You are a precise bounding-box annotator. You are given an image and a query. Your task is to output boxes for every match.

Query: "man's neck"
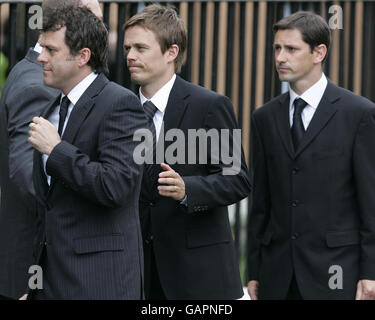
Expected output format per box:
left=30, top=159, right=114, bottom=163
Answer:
left=62, top=68, right=93, bottom=96
left=290, top=69, right=323, bottom=96
left=141, top=72, right=175, bottom=99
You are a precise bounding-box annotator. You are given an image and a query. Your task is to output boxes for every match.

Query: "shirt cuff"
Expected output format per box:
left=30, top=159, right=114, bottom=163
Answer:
left=180, top=194, right=188, bottom=207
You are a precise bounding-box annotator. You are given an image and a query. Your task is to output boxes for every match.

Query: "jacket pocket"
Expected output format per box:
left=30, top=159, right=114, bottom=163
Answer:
left=73, top=234, right=125, bottom=254
left=326, top=230, right=360, bottom=248
left=186, top=226, right=232, bottom=249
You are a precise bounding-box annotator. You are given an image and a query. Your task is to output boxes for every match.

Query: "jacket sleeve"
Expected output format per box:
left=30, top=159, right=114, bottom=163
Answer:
left=183, top=94, right=251, bottom=214
left=7, top=85, right=56, bottom=201
left=353, top=105, right=375, bottom=280
left=46, top=94, right=147, bottom=208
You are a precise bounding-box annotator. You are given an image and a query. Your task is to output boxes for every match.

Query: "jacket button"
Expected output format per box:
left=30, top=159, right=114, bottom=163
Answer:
left=292, top=200, right=299, bottom=207
left=292, top=167, right=299, bottom=174
left=291, top=233, right=299, bottom=240
left=149, top=202, right=154, bottom=207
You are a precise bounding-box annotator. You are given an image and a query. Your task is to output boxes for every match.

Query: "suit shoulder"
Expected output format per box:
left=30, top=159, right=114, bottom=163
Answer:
left=184, top=80, right=224, bottom=101
left=331, top=84, right=375, bottom=112
left=253, top=93, right=287, bottom=119
left=102, top=81, right=138, bottom=99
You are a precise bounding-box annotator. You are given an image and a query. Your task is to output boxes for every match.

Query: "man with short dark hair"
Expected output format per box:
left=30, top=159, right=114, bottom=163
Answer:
left=124, top=4, right=251, bottom=300
left=27, top=5, right=147, bottom=299
left=0, top=0, right=102, bottom=300
left=247, top=11, right=375, bottom=300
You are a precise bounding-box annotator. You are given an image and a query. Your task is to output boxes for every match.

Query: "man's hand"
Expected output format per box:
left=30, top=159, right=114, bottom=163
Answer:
left=355, top=280, right=375, bottom=300
left=158, top=163, right=186, bottom=201
left=28, top=116, right=61, bottom=155
left=19, top=294, right=28, bottom=300
left=247, top=280, right=259, bottom=300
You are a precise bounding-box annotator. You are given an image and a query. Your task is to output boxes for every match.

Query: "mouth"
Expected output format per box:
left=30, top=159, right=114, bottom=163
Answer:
left=277, top=66, right=290, bottom=72
left=128, top=65, right=142, bottom=71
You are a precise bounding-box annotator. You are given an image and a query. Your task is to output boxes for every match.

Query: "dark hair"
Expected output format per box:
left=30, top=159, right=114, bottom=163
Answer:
left=123, top=4, right=187, bottom=73
left=273, top=11, right=331, bottom=62
left=42, top=5, right=108, bottom=74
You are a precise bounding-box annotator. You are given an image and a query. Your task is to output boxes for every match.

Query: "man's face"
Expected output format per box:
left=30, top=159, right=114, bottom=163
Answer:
left=274, top=28, right=316, bottom=84
left=37, top=27, right=79, bottom=93
left=124, top=25, right=171, bottom=87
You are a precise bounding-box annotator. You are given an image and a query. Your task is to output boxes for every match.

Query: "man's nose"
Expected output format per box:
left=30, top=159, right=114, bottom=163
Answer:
left=37, top=48, right=47, bottom=64
left=275, top=49, right=287, bottom=63
left=126, top=47, right=136, bottom=62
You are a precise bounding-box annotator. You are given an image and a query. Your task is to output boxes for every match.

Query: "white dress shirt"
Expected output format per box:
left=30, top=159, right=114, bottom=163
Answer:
left=139, top=73, right=176, bottom=142
left=34, top=42, right=43, bottom=54
left=43, top=72, right=98, bottom=184
left=289, top=73, right=328, bottom=130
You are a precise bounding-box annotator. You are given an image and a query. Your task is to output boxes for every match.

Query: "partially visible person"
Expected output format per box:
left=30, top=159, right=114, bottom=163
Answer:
left=0, top=0, right=102, bottom=300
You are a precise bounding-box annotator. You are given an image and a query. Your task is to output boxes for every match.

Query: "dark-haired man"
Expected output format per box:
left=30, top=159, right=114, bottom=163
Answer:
left=124, top=4, right=251, bottom=300
left=0, top=0, right=102, bottom=300
left=27, top=5, right=147, bottom=299
left=247, top=11, right=375, bottom=300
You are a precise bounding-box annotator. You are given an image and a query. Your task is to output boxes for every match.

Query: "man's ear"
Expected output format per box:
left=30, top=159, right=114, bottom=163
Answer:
left=78, top=48, right=91, bottom=68
left=166, top=44, right=179, bottom=64
left=313, top=44, right=327, bottom=64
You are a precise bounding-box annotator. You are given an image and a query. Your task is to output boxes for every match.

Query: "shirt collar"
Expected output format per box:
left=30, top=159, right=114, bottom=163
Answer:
left=289, top=73, right=328, bottom=110
left=34, top=42, right=43, bottom=54
left=61, top=72, right=98, bottom=105
left=139, top=73, right=176, bottom=113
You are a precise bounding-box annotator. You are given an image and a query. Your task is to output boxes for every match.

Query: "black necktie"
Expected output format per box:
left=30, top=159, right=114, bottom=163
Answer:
left=58, top=96, right=70, bottom=136
left=291, top=98, right=307, bottom=150
left=143, top=101, right=159, bottom=186
left=143, top=100, right=158, bottom=157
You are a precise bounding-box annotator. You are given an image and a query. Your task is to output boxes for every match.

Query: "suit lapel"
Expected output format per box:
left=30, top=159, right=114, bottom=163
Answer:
left=61, top=73, right=108, bottom=144
left=34, top=148, right=49, bottom=201
left=273, top=92, right=294, bottom=159
left=33, top=95, right=61, bottom=196
left=40, top=94, right=61, bottom=118
left=162, top=75, right=189, bottom=134
left=295, top=81, right=340, bottom=157
left=47, top=73, right=108, bottom=193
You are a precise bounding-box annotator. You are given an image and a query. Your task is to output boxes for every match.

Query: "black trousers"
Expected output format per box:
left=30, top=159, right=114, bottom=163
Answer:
left=144, top=241, right=167, bottom=300
left=286, top=273, right=303, bottom=300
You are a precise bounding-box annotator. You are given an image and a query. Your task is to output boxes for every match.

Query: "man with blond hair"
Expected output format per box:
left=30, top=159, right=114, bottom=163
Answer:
left=124, top=4, right=251, bottom=300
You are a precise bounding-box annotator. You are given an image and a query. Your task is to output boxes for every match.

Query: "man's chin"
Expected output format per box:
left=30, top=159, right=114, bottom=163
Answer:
left=130, top=74, right=144, bottom=86
left=43, top=79, right=58, bottom=89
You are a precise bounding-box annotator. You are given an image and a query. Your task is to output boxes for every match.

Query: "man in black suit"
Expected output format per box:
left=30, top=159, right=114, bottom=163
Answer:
left=27, top=5, right=147, bottom=299
left=124, top=4, right=251, bottom=300
left=0, top=0, right=102, bottom=300
left=247, top=11, right=375, bottom=300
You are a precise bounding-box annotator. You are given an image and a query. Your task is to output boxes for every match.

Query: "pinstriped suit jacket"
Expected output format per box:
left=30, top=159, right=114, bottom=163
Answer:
left=31, top=73, right=148, bottom=299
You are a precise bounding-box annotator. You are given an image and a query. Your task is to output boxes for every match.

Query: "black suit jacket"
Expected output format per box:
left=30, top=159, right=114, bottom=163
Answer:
left=31, top=73, right=148, bottom=299
left=0, top=49, right=58, bottom=299
left=248, top=81, right=375, bottom=299
left=140, top=75, right=251, bottom=299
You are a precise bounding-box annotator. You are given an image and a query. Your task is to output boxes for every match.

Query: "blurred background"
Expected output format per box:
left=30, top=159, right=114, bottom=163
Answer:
left=1, top=0, right=374, bottom=284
